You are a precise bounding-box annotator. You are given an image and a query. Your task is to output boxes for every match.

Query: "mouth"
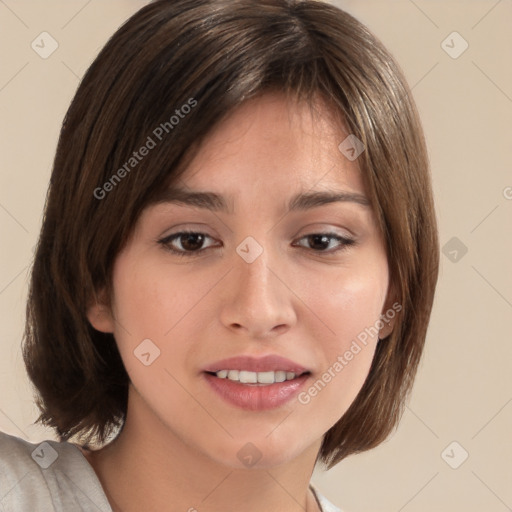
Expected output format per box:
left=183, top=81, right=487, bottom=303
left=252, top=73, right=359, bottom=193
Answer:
left=201, top=354, right=312, bottom=410
left=203, top=371, right=311, bottom=410
left=202, top=354, right=312, bottom=411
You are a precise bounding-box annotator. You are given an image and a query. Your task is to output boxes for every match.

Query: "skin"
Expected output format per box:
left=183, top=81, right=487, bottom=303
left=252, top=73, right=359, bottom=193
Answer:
left=85, top=91, right=395, bottom=512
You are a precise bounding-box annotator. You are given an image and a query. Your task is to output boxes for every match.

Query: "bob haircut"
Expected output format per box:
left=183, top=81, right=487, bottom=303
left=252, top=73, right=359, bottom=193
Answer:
left=23, top=0, right=439, bottom=469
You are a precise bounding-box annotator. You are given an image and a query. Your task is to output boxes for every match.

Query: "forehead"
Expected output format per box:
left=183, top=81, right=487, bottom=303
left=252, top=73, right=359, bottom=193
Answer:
left=176, top=92, right=367, bottom=204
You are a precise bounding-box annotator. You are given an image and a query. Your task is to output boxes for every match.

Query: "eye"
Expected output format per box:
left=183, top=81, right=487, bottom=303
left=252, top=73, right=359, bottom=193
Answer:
left=158, top=230, right=356, bottom=257
left=158, top=230, right=218, bottom=257
left=294, top=232, right=356, bottom=253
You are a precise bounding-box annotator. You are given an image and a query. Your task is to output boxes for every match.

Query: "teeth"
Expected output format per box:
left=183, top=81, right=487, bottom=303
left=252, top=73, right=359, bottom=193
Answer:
left=239, top=371, right=257, bottom=384
left=257, top=371, right=275, bottom=384
left=275, top=370, right=286, bottom=382
left=227, top=370, right=239, bottom=381
left=214, top=369, right=299, bottom=384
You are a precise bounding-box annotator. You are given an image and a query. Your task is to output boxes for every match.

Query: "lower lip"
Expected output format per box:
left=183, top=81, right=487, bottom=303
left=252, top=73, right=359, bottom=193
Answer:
left=203, top=372, right=310, bottom=411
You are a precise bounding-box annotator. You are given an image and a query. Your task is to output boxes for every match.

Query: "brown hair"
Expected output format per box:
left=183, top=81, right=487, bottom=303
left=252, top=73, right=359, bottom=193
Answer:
left=23, top=0, right=439, bottom=468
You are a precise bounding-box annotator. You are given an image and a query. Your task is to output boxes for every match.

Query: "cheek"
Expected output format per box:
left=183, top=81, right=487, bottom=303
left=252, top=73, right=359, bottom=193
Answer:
left=329, top=276, right=385, bottom=341
left=110, top=258, right=197, bottom=339
left=109, top=258, right=215, bottom=387
left=306, top=258, right=387, bottom=349
left=107, top=258, right=174, bottom=372
left=108, top=264, right=199, bottom=421
left=295, top=263, right=387, bottom=425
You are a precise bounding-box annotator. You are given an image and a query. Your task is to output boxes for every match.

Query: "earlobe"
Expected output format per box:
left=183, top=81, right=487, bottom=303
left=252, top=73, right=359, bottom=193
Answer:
left=379, top=280, right=399, bottom=341
left=378, top=321, right=394, bottom=341
left=86, top=290, right=115, bottom=333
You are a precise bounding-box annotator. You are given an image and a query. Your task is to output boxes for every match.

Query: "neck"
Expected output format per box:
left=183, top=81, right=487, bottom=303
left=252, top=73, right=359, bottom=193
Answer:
left=84, top=386, right=323, bottom=512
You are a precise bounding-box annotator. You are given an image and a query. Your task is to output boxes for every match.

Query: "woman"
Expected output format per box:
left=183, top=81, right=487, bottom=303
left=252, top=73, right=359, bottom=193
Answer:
left=0, top=0, right=439, bottom=511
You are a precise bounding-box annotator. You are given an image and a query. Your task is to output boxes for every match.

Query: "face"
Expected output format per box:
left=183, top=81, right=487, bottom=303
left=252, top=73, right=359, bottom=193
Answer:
left=89, top=92, right=394, bottom=469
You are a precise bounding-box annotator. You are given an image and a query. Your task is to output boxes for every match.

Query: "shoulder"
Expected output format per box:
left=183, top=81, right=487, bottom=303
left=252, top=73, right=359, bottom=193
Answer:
left=0, top=430, right=111, bottom=512
left=310, top=482, right=346, bottom=512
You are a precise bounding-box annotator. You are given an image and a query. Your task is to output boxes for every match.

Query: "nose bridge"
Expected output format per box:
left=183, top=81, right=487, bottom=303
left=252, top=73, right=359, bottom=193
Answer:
left=220, top=235, right=295, bottom=336
left=235, top=238, right=277, bottom=305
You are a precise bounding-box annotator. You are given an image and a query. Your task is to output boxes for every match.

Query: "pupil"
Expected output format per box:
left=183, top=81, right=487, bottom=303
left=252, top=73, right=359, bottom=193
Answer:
left=182, top=233, right=204, bottom=251
left=309, top=234, right=329, bottom=250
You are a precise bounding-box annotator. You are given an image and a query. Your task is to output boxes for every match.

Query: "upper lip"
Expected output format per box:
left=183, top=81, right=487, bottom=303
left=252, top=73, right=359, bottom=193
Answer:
left=202, top=355, right=309, bottom=374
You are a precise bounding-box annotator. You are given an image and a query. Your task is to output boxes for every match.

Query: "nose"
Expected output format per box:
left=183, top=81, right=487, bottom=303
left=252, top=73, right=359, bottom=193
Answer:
left=219, top=243, right=296, bottom=340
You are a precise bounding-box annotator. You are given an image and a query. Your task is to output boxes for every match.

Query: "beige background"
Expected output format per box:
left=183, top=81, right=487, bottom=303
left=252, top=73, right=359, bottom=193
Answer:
left=1, top=1, right=511, bottom=511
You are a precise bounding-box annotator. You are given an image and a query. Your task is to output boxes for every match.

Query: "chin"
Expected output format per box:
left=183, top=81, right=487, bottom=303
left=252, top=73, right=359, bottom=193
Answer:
left=204, top=434, right=316, bottom=470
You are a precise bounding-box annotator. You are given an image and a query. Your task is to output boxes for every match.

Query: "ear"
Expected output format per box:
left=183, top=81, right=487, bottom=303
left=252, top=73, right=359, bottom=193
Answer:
left=86, top=288, right=115, bottom=333
left=378, top=279, right=399, bottom=340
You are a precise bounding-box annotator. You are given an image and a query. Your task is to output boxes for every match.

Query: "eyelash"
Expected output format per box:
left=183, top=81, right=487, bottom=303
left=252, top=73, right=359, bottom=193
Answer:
left=157, top=230, right=356, bottom=258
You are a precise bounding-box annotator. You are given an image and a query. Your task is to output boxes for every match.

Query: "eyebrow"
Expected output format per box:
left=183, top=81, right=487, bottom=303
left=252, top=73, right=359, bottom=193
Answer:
left=152, top=187, right=371, bottom=213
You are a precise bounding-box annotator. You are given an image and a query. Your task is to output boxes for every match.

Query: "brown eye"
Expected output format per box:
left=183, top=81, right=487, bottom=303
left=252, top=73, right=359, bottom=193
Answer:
left=294, top=233, right=355, bottom=253
left=158, top=231, right=217, bottom=256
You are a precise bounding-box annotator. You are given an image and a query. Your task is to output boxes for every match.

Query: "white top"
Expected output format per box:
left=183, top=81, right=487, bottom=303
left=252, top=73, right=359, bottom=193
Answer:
left=0, top=431, right=342, bottom=512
